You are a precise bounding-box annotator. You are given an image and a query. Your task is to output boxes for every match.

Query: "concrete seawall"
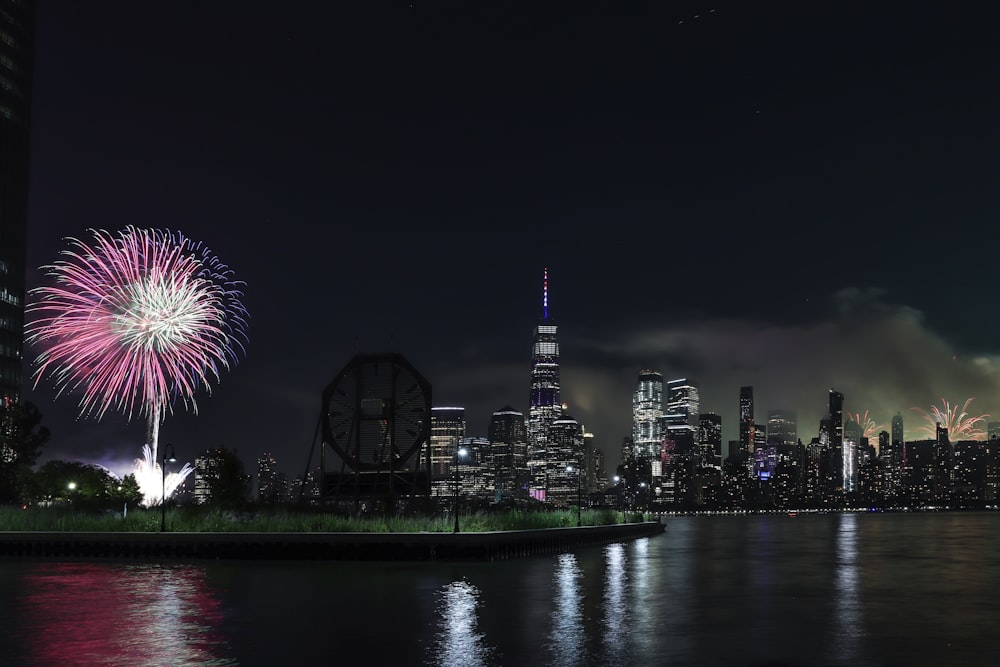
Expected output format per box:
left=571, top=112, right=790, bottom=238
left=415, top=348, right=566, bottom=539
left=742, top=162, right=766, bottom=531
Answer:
left=0, top=521, right=666, bottom=561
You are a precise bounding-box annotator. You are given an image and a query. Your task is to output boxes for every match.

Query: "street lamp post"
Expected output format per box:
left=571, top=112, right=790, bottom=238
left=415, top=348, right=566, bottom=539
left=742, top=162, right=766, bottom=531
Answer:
left=614, top=475, right=625, bottom=523
left=567, top=465, right=582, bottom=526
left=160, top=443, right=177, bottom=533
left=453, top=446, right=468, bottom=534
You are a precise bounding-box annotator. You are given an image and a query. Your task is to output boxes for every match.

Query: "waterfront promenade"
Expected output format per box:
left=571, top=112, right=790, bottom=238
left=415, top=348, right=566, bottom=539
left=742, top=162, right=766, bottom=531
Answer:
left=0, top=521, right=665, bottom=561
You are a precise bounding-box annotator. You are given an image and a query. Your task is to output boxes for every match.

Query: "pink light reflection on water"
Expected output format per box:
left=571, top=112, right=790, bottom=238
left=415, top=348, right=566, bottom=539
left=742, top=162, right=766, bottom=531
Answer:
left=17, top=562, right=234, bottom=667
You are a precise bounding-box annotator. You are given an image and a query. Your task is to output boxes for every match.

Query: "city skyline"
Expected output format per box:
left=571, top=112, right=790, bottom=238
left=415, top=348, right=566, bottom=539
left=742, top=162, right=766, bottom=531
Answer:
left=14, top=2, right=1000, bottom=478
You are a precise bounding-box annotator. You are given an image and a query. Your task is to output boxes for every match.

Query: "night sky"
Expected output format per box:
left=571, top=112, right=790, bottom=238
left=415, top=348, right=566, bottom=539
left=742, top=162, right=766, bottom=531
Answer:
left=21, top=1, right=1000, bottom=477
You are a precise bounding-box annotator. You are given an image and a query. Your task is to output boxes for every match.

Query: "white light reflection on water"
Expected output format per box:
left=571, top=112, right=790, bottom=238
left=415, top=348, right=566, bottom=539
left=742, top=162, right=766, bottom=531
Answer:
left=548, top=553, right=584, bottom=667
left=601, top=542, right=629, bottom=664
left=16, top=562, right=234, bottom=667
left=429, top=579, right=494, bottom=667
left=833, top=512, right=864, bottom=664
left=628, top=536, right=657, bottom=655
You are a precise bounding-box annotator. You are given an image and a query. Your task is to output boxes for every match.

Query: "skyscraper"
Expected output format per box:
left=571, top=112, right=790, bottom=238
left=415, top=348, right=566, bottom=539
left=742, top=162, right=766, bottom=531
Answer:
left=664, top=378, right=699, bottom=452
left=547, top=411, right=583, bottom=507
left=430, top=406, right=465, bottom=496
left=457, top=436, right=491, bottom=499
left=843, top=416, right=860, bottom=492
left=488, top=405, right=528, bottom=501
left=0, top=1, right=35, bottom=402
left=739, top=386, right=755, bottom=458
left=829, top=389, right=844, bottom=492
left=528, top=269, right=560, bottom=498
left=699, top=412, right=722, bottom=467
left=767, top=410, right=798, bottom=453
left=891, top=412, right=905, bottom=473
left=632, top=370, right=663, bottom=459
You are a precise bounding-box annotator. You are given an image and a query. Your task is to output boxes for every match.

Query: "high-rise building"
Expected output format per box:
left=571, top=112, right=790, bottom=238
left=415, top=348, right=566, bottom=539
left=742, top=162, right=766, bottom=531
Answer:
left=488, top=405, right=528, bottom=501
left=753, top=425, right=775, bottom=480
left=843, top=417, right=860, bottom=492
left=893, top=412, right=905, bottom=469
left=257, top=451, right=277, bottom=502
left=767, top=410, right=798, bottom=453
left=457, top=436, right=491, bottom=499
left=547, top=411, right=583, bottom=507
left=699, top=413, right=722, bottom=467
left=739, top=386, right=755, bottom=457
left=586, top=432, right=607, bottom=492
left=0, top=1, right=35, bottom=402
left=430, top=406, right=465, bottom=496
left=878, top=429, right=901, bottom=497
left=664, top=378, right=699, bottom=453
left=633, top=370, right=663, bottom=459
left=660, top=378, right=700, bottom=501
left=194, top=449, right=224, bottom=505
left=828, top=390, right=844, bottom=449
left=528, top=269, right=560, bottom=498
left=827, top=390, right=844, bottom=491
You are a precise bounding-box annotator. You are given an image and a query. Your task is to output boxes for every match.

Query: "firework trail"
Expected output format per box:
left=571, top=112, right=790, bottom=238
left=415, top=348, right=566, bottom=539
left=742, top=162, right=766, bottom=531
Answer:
left=846, top=410, right=883, bottom=440
left=27, top=227, right=247, bottom=504
left=910, top=398, right=989, bottom=441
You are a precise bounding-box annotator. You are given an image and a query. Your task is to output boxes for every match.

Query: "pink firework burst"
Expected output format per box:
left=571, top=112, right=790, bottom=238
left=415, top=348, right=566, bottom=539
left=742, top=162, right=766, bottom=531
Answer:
left=910, top=398, right=989, bottom=441
left=846, top=410, right=883, bottom=440
left=27, top=227, right=247, bottom=502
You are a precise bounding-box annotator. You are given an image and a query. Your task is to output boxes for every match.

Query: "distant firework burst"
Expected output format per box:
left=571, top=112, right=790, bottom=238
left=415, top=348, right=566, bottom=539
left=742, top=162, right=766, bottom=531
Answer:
left=846, top=410, right=882, bottom=440
left=27, top=226, right=247, bottom=504
left=910, top=398, right=989, bottom=441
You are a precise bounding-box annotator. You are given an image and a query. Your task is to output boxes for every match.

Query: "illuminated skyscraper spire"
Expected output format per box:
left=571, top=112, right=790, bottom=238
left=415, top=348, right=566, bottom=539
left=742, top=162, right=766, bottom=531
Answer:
left=542, top=267, right=549, bottom=320
left=528, top=268, right=560, bottom=499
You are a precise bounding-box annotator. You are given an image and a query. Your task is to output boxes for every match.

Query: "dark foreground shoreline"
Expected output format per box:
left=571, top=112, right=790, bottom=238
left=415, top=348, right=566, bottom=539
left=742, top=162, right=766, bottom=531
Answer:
left=0, top=521, right=666, bottom=561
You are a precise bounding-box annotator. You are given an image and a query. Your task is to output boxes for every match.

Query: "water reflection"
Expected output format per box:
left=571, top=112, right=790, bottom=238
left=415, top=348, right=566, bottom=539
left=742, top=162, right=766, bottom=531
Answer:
left=834, top=512, right=864, bottom=663
left=429, top=579, right=493, bottom=667
left=548, top=553, right=584, bottom=666
left=601, top=543, right=628, bottom=664
left=17, top=562, right=233, bottom=667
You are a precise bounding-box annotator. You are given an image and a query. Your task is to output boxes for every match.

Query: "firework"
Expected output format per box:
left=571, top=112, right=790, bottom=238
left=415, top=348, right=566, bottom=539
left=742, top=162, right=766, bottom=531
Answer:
left=27, top=227, right=247, bottom=504
left=846, top=410, right=883, bottom=440
left=910, top=398, right=989, bottom=441
left=134, top=444, right=195, bottom=507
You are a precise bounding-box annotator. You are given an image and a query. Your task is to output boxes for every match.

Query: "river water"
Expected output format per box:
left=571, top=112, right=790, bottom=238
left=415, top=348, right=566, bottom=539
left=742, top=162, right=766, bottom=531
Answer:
left=1, top=512, right=998, bottom=666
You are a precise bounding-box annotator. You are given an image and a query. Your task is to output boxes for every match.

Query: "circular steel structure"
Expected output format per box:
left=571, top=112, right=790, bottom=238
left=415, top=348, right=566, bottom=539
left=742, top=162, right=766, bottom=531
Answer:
left=321, top=353, right=431, bottom=472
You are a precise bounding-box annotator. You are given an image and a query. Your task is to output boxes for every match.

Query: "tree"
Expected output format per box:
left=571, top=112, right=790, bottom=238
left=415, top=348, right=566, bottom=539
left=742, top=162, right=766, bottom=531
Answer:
left=110, top=473, right=143, bottom=508
left=0, top=400, right=50, bottom=504
left=31, top=459, right=142, bottom=510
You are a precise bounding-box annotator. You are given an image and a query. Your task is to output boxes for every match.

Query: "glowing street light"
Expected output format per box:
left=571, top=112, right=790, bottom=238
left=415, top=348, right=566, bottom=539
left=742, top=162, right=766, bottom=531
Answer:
left=614, top=475, right=625, bottom=523
left=453, top=446, right=468, bottom=534
left=160, top=443, right=177, bottom=533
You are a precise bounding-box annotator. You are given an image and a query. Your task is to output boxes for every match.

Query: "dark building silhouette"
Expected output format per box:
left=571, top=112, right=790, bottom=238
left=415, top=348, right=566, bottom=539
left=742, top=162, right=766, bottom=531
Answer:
left=0, top=0, right=35, bottom=402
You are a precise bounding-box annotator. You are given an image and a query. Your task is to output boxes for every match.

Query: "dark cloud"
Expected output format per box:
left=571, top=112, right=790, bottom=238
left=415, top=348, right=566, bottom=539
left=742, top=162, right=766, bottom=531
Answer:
left=555, top=289, right=1000, bottom=458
